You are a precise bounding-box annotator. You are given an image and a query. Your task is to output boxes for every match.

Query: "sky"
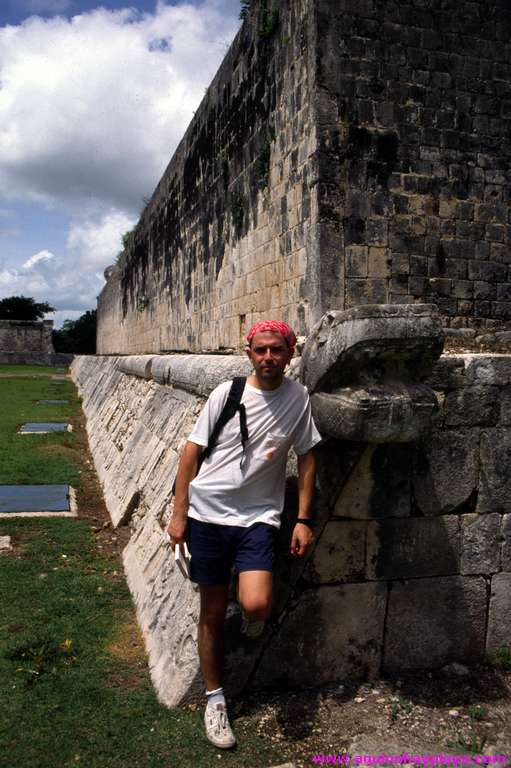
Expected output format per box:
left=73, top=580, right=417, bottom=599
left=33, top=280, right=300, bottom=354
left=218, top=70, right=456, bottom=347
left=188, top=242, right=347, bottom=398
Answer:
left=0, top=0, right=241, bottom=326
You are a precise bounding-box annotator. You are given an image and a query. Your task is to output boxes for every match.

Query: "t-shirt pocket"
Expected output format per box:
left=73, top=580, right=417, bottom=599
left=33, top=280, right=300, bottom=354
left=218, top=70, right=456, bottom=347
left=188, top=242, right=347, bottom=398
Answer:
left=256, top=431, right=290, bottom=462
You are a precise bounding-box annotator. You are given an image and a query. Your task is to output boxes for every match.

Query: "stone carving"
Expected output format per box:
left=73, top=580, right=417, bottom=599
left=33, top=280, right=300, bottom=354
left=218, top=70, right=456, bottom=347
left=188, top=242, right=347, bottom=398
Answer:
left=301, top=304, right=444, bottom=442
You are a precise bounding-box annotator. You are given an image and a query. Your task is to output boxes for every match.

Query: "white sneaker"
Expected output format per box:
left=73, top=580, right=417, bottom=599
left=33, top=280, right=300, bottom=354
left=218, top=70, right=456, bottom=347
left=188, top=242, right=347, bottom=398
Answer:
left=240, top=611, right=265, bottom=639
left=204, top=703, right=236, bottom=749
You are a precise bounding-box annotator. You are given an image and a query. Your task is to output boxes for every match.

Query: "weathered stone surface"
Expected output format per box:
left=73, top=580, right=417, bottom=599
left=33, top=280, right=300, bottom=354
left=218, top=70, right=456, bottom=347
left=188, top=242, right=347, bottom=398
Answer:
left=306, top=520, right=366, bottom=584
left=487, top=573, right=511, bottom=650
left=0, top=318, right=54, bottom=364
left=465, top=356, right=511, bottom=387
left=384, top=577, right=487, bottom=672
left=333, top=445, right=411, bottom=519
left=461, top=513, right=501, bottom=575
left=123, top=514, right=202, bottom=706
left=72, top=356, right=202, bottom=527
left=500, top=386, right=511, bottom=426
left=117, top=355, right=155, bottom=380
left=486, top=572, right=511, bottom=650
left=312, top=385, right=438, bottom=443
left=478, top=429, right=511, bottom=514
left=0, top=535, right=12, bottom=551
left=301, top=305, right=444, bottom=394
left=151, top=354, right=251, bottom=396
left=412, top=429, right=479, bottom=515
left=254, top=583, right=387, bottom=688
left=502, top=514, right=511, bottom=570
left=425, top=356, right=467, bottom=391
left=442, top=386, right=499, bottom=427
left=367, top=517, right=460, bottom=580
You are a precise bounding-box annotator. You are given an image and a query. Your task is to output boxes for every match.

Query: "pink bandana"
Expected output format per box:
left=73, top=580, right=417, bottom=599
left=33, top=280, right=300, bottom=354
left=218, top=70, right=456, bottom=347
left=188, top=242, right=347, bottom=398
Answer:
left=246, top=320, right=297, bottom=349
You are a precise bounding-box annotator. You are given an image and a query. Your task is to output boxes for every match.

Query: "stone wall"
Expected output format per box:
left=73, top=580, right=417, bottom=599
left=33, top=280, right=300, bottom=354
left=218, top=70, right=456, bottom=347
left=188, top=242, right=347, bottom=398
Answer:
left=98, top=0, right=319, bottom=354
left=0, top=319, right=55, bottom=364
left=315, top=0, right=511, bottom=329
left=98, top=0, right=511, bottom=355
left=71, top=344, right=511, bottom=704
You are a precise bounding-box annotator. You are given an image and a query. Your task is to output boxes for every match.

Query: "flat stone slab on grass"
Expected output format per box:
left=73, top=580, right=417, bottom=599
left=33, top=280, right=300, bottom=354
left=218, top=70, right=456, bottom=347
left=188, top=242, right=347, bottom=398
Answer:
left=37, top=400, right=69, bottom=405
left=0, top=485, right=77, bottom=517
left=19, top=422, right=72, bottom=434
left=0, top=535, right=12, bottom=550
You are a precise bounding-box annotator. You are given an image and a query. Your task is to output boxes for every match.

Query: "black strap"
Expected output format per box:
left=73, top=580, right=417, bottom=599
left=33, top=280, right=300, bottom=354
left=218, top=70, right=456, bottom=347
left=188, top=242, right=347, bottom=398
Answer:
left=172, top=377, right=247, bottom=494
left=202, top=376, right=247, bottom=460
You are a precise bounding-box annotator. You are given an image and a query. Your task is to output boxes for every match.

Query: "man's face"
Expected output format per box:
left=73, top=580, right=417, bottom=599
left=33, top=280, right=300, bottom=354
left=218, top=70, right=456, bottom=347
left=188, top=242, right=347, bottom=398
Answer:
left=246, top=331, right=293, bottom=382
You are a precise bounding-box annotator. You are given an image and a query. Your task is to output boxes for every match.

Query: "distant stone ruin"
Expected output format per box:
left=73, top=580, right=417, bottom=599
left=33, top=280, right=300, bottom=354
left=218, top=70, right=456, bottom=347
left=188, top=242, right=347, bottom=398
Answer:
left=0, top=319, right=55, bottom=365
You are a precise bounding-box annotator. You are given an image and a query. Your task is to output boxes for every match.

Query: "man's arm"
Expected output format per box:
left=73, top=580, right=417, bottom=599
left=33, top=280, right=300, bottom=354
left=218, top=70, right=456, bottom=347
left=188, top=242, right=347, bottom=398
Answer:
left=166, top=440, right=203, bottom=548
left=290, top=450, right=316, bottom=557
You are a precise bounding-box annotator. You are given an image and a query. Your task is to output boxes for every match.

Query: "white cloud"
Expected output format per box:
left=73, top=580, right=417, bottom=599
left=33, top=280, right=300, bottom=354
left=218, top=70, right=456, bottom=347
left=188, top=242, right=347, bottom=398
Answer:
left=23, top=0, right=72, bottom=13
left=67, top=209, right=136, bottom=269
left=0, top=1, right=240, bottom=324
left=0, top=248, right=103, bottom=318
left=22, top=249, right=54, bottom=269
left=0, top=2, right=239, bottom=214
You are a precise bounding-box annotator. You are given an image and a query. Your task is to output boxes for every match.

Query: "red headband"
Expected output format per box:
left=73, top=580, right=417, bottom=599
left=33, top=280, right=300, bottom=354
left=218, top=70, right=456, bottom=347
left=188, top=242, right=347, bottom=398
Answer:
left=246, top=320, right=297, bottom=349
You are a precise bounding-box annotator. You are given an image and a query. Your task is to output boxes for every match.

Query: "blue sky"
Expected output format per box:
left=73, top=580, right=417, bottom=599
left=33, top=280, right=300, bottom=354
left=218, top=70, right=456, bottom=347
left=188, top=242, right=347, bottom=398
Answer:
left=0, top=0, right=240, bottom=325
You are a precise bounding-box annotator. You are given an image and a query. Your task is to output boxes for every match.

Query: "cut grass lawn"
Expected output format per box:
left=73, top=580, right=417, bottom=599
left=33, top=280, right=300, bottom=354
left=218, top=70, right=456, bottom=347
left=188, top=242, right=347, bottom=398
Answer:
left=0, top=366, right=277, bottom=768
left=0, top=368, right=78, bottom=485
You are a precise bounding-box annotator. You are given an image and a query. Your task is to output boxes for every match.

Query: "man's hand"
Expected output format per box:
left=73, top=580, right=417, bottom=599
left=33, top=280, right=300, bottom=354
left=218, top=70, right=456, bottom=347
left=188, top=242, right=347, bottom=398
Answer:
left=166, top=441, right=202, bottom=550
left=290, top=522, right=313, bottom=557
left=167, top=514, right=187, bottom=551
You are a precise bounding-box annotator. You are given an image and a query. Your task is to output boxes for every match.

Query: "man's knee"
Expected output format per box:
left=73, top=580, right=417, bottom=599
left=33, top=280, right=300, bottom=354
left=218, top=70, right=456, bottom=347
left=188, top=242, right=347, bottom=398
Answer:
left=240, top=594, right=271, bottom=620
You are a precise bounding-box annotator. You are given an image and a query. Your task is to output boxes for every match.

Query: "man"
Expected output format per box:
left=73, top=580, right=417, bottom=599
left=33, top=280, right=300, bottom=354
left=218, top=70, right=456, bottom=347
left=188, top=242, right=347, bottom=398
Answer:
left=167, top=320, right=321, bottom=749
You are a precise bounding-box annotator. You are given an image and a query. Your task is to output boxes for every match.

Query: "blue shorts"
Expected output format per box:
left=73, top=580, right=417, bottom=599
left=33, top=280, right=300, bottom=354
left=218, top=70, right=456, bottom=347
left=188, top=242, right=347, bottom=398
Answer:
left=187, top=518, right=276, bottom=585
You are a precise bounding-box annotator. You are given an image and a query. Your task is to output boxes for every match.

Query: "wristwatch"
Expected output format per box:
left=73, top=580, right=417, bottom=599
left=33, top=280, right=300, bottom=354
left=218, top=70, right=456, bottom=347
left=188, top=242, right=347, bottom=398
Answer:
left=296, top=517, right=316, bottom=529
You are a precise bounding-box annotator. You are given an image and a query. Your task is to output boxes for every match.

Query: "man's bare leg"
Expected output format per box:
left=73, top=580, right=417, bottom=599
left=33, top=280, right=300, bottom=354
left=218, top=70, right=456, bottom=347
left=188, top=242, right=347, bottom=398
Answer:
left=198, top=583, right=229, bottom=691
left=238, top=570, right=273, bottom=621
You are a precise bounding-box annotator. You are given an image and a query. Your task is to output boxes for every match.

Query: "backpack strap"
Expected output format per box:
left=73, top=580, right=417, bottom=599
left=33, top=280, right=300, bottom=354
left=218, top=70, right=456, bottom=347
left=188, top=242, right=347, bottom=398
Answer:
left=202, top=376, right=247, bottom=461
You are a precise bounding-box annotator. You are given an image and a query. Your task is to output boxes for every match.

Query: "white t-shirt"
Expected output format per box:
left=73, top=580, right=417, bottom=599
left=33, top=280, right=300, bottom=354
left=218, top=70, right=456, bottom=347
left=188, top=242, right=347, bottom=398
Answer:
left=187, top=377, right=322, bottom=528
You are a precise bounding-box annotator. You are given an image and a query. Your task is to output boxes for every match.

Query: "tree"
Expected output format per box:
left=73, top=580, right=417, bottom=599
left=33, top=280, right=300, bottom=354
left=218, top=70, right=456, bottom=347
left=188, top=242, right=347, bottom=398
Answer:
left=0, top=295, right=55, bottom=321
left=52, top=310, right=97, bottom=354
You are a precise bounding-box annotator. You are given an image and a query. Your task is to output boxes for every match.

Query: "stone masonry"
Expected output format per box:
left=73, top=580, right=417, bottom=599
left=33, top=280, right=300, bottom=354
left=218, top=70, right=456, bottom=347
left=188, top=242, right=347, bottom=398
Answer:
left=0, top=319, right=55, bottom=364
left=72, top=304, right=511, bottom=704
left=98, top=0, right=511, bottom=355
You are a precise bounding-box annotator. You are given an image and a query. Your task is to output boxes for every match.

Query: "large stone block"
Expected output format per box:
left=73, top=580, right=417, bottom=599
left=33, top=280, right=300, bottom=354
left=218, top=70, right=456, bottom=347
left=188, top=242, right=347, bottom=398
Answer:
left=334, top=444, right=412, bottom=519
left=253, top=582, right=387, bottom=688
left=478, top=428, right=511, bottom=514
left=425, top=356, right=467, bottom=391
left=442, top=385, right=500, bottom=427
left=412, top=428, right=479, bottom=515
left=487, top=573, right=511, bottom=650
left=461, top=513, right=501, bottom=575
left=465, top=356, right=511, bottom=387
left=384, top=576, right=487, bottom=672
left=367, top=516, right=460, bottom=580
left=305, top=520, right=366, bottom=584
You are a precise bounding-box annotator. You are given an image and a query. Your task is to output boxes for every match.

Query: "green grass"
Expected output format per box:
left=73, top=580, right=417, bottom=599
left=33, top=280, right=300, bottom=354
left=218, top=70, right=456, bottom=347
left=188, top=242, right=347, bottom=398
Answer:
left=0, top=364, right=63, bottom=376
left=0, top=370, right=78, bottom=485
left=0, top=366, right=278, bottom=768
left=486, top=646, right=511, bottom=671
